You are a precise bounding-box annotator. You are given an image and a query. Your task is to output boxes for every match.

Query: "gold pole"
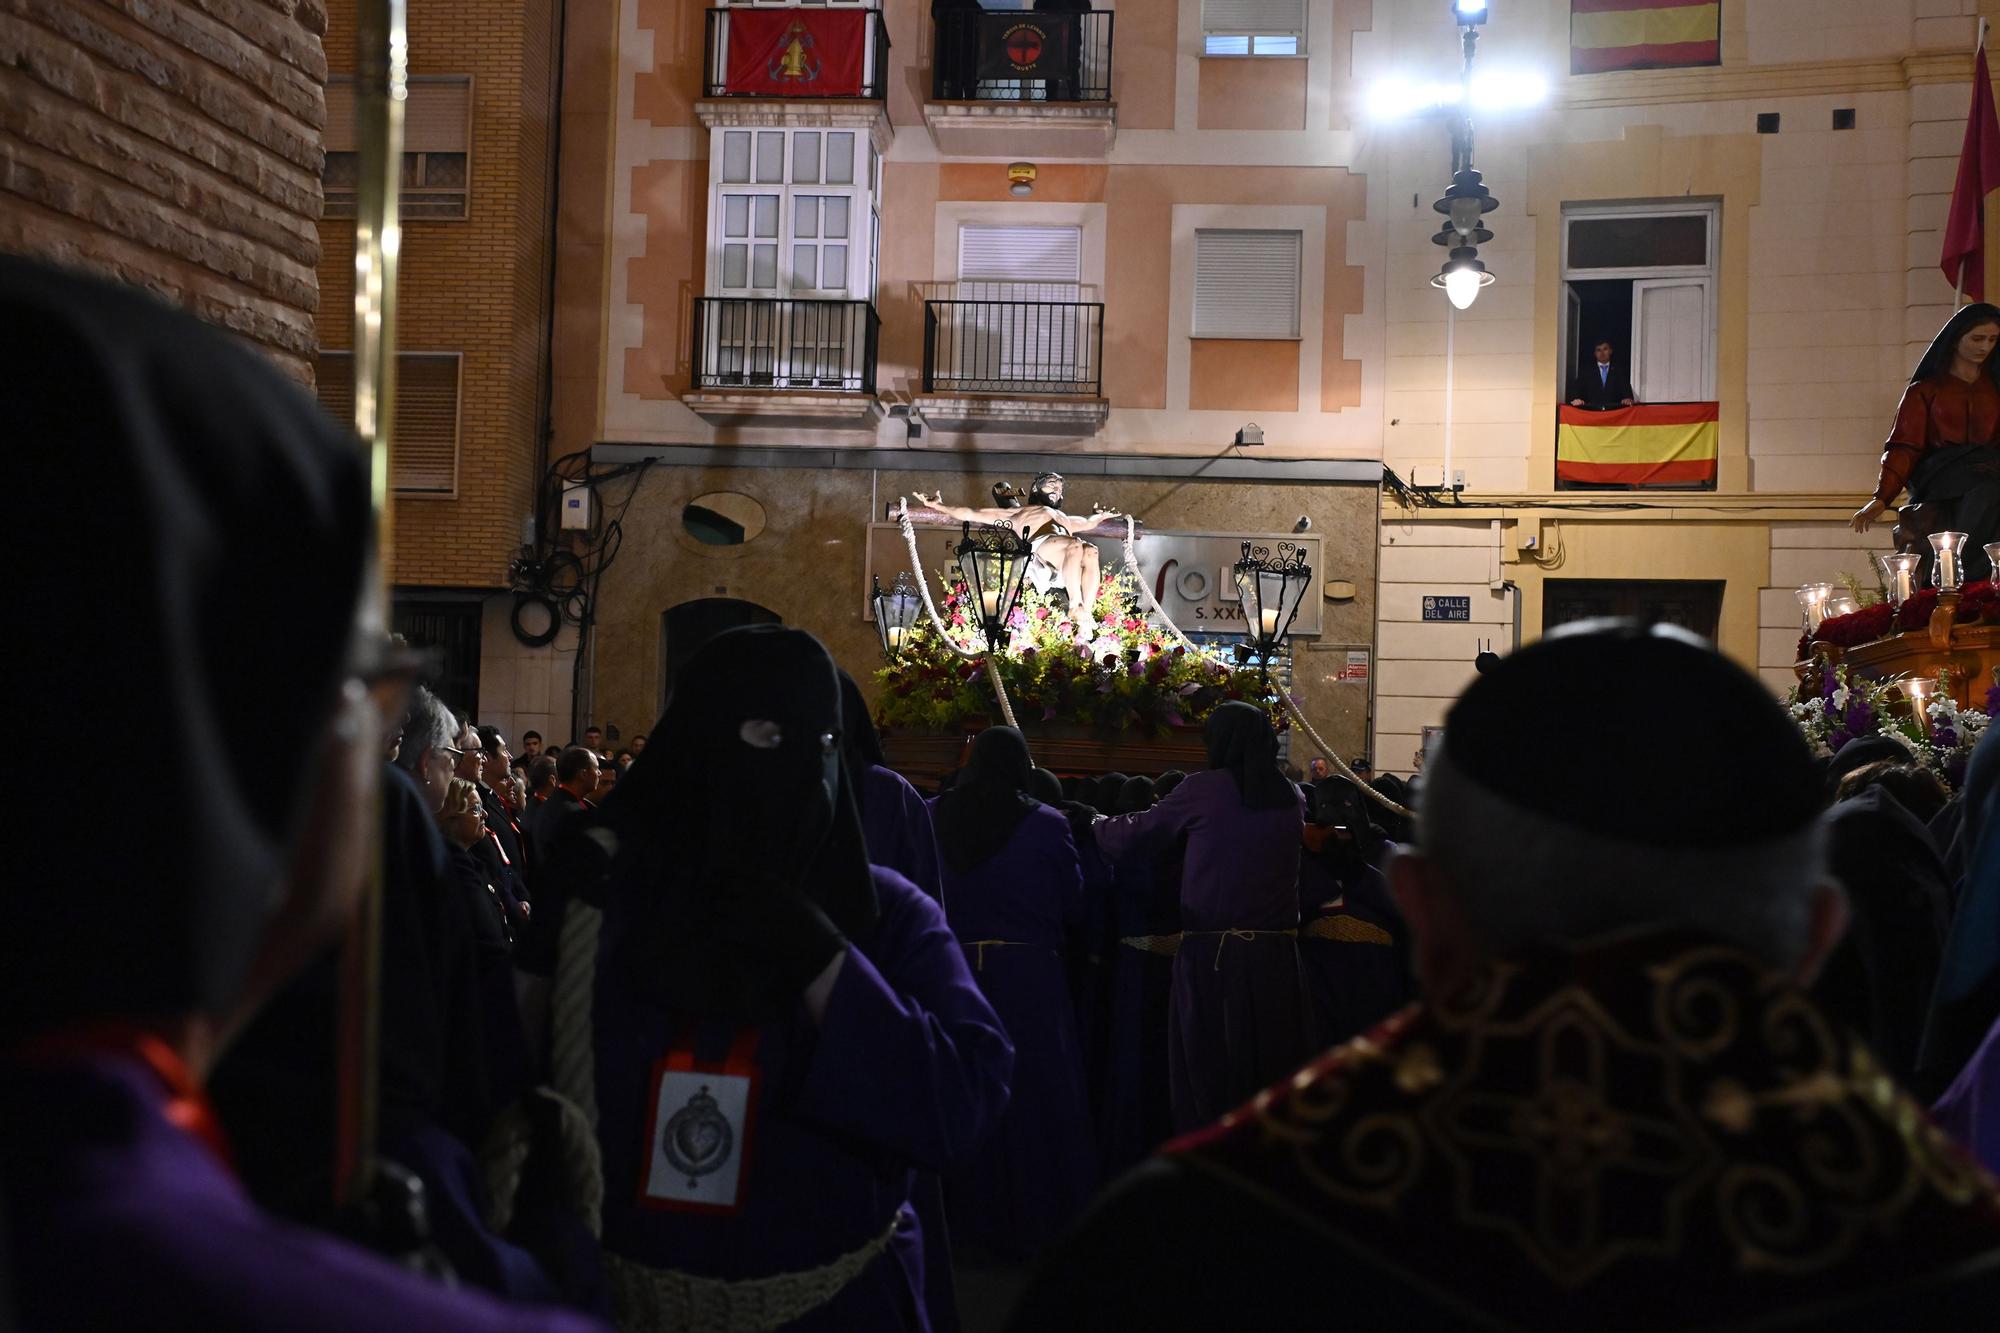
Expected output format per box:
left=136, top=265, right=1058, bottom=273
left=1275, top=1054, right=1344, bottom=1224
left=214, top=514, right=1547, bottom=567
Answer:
left=335, top=0, right=406, bottom=1209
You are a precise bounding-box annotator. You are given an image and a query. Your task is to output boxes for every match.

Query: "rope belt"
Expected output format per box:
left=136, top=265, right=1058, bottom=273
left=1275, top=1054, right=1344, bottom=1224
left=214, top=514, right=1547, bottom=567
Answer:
left=1181, top=927, right=1299, bottom=970
left=1302, top=915, right=1395, bottom=946
left=606, top=1214, right=900, bottom=1333
left=962, top=939, right=1043, bottom=972
left=1118, top=933, right=1184, bottom=957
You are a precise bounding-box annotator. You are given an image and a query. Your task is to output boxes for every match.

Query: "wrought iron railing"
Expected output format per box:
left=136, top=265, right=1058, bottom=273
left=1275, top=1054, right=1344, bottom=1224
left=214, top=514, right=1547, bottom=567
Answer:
left=932, top=10, right=1114, bottom=103
left=923, top=299, right=1105, bottom=396
left=692, top=298, right=880, bottom=394
left=703, top=7, right=890, bottom=100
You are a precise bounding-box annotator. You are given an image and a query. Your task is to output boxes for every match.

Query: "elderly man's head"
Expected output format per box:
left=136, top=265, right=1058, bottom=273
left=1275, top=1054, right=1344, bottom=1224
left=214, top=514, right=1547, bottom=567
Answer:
left=1388, top=622, right=1844, bottom=997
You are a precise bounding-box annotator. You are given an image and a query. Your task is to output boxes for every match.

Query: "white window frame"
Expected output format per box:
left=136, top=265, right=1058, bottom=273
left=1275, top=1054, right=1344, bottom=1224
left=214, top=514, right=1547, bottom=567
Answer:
left=706, top=127, right=871, bottom=299
left=1192, top=228, right=1303, bottom=341
left=1559, top=200, right=1718, bottom=404
left=1201, top=0, right=1306, bottom=57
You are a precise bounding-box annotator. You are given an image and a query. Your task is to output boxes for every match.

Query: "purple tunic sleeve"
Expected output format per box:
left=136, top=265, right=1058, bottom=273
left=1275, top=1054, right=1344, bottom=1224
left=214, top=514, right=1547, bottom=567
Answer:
left=1052, top=816, right=1087, bottom=933
left=1092, top=775, right=1202, bottom=865
left=798, top=867, right=1015, bottom=1172
left=896, top=775, right=946, bottom=900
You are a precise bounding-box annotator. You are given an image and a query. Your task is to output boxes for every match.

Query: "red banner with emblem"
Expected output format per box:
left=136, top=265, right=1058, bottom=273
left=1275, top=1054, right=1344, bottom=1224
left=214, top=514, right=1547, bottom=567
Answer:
left=724, top=8, right=868, bottom=98
left=728, top=8, right=868, bottom=98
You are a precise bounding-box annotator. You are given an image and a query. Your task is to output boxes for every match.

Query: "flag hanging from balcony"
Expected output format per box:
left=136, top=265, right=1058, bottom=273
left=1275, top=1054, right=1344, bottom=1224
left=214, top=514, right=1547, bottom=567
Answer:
left=976, top=14, right=1077, bottom=81
left=1570, top=1, right=1721, bottom=76
left=724, top=8, right=867, bottom=97
left=1557, top=403, right=1718, bottom=486
left=1941, top=37, right=2000, bottom=301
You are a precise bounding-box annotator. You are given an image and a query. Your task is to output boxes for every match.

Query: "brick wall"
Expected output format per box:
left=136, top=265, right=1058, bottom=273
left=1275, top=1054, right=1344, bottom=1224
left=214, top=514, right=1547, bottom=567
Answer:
left=0, top=0, right=329, bottom=380
left=319, top=0, right=556, bottom=589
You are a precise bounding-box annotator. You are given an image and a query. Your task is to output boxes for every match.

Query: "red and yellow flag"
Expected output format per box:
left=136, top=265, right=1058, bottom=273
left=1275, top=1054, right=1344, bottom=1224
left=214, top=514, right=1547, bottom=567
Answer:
left=1570, top=1, right=1721, bottom=76
left=1557, top=403, right=1717, bottom=487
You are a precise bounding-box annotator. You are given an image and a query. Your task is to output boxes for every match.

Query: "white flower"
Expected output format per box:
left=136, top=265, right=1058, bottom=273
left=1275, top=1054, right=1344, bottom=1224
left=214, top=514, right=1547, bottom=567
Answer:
left=1831, top=686, right=1849, bottom=710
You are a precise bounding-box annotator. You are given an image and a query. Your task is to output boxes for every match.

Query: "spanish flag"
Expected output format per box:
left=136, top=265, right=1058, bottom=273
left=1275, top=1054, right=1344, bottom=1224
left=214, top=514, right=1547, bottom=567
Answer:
left=1557, top=403, right=1717, bottom=487
left=1570, top=1, right=1721, bottom=76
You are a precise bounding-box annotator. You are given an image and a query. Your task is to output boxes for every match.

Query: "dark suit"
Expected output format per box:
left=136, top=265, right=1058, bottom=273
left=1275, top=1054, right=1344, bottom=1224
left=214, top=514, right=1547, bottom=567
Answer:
left=1567, top=361, right=1634, bottom=408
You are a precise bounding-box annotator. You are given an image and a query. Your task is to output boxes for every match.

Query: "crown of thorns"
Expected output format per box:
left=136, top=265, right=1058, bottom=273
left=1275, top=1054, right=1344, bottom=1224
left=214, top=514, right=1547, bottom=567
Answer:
left=1032, top=471, right=1064, bottom=486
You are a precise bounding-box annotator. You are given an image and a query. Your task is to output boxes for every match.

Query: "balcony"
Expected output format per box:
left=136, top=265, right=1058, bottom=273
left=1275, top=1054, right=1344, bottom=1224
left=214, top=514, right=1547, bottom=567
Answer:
left=702, top=7, right=889, bottom=101
left=924, top=10, right=1116, bottom=158
left=915, top=296, right=1108, bottom=435
left=685, top=297, right=883, bottom=429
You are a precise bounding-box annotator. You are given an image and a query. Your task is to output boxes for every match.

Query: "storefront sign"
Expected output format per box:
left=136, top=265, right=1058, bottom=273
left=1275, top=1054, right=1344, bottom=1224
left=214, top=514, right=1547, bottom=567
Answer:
left=864, top=523, right=1324, bottom=638
left=1338, top=650, right=1370, bottom=682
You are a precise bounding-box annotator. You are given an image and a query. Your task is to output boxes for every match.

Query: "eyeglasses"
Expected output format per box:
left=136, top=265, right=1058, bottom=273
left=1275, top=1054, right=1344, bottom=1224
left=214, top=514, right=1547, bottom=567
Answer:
left=439, top=745, right=466, bottom=759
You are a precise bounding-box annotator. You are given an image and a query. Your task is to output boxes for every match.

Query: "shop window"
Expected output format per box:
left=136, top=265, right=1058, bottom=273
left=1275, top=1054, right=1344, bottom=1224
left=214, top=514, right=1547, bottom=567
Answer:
left=323, top=76, right=472, bottom=220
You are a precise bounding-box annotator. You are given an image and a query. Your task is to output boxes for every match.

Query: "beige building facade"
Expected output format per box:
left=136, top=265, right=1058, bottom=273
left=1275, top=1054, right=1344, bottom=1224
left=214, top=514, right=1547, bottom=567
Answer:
left=529, top=0, right=2000, bottom=771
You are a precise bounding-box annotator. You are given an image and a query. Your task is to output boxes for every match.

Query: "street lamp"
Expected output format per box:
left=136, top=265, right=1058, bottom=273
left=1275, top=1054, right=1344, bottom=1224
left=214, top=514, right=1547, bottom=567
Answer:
left=1451, top=0, right=1490, bottom=26
left=1234, top=540, right=1313, bottom=675
left=1431, top=247, right=1494, bottom=310
left=1426, top=0, right=1500, bottom=308
left=953, top=522, right=1035, bottom=654
left=871, top=572, right=921, bottom=657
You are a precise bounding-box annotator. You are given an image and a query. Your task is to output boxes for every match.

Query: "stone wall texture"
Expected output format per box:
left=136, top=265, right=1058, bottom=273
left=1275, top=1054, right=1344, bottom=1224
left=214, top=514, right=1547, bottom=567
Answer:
left=0, top=0, right=330, bottom=380
left=318, top=0, right=557, bottom=590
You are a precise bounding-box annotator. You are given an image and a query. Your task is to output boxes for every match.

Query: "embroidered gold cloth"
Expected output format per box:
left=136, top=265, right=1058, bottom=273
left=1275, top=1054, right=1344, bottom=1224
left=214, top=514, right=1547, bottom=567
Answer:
left=1171, top=931, right=2000, bottom=1327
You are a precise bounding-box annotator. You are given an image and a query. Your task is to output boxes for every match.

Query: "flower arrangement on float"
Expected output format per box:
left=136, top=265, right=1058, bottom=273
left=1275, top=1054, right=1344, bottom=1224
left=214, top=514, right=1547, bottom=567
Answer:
left=1794, top=578, right=2000, bottom=661
left=874, top=568, right=1283, bottom=735
left=1787, top=660, right=1994, bottom=788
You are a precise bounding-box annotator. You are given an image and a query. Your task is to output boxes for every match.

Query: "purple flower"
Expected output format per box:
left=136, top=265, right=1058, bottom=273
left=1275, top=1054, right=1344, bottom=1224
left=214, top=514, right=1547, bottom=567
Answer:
left=1042, top=705, right=1058, bottom=721
left=1937, top=727, right=1960, bottom=750
left=1844, top=700, right=1875, bottom=735
left=1987, top=682, right=2000, bottom=717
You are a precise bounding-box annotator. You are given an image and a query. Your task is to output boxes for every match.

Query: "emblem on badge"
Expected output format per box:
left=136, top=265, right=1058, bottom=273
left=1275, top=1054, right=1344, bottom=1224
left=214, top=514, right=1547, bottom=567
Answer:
left=662, top=1084, right=735, bottom=1187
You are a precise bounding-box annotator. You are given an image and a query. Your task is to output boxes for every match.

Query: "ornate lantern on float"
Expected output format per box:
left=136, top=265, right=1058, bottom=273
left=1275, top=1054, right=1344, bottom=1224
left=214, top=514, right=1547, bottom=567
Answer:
left=871, top=573, right=921, bottom=658
left=1234, top=540, right=1313, bottom=675
left=953, top=522, right=1035, bottom=654
left=1985, top=540, right=2000, bottom=581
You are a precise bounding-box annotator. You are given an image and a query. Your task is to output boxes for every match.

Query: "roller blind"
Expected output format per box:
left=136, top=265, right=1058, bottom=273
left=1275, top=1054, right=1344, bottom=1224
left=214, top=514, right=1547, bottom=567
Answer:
left=312, top=351, right=462, bottom=495
left=324, top=77, right=470, bottom=153
left=957, top=224, right=1083, bottom=300
left=1193, top=229, right=1301, bottom=339
left=1201, top=0, right=1306, bottom=35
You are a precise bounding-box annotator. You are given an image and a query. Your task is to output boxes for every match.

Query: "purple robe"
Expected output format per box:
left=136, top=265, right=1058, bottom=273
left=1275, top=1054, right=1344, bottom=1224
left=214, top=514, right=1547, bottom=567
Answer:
left=1094, top=769, right=1314, bottom=1131
left=1934, top=1014, right=2000, bottom=1174
left=0, top=1053, right=604, bottom=1332
left=1094, top=843, right=1178, bottom=1175
left=593, top=867, right=1012, bottom=1331
left=861, top=764, right=945, bottom=900
left=937, top=803, right=1099, bottom=1257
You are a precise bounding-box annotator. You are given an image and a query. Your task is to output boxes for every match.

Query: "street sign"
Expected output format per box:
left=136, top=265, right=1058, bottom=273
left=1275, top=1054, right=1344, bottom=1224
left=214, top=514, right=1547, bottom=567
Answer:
left=1421, top=595, right=1472, bottom=622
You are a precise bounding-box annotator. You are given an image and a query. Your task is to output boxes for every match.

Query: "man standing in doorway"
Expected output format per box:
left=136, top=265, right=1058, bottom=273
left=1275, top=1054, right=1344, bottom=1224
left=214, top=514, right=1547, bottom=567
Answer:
left=1568, top=340, right=1636, bottom=408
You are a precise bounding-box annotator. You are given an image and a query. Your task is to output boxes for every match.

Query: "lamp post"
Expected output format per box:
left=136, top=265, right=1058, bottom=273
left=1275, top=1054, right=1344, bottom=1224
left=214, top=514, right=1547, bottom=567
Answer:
left=1429, top=0, right=1499, bottom=308
left=871, top=573, right=921, bottom=657
left=953, top=522, right=1035, bottom=655
left=1233, top=541, right=1313, bottom=678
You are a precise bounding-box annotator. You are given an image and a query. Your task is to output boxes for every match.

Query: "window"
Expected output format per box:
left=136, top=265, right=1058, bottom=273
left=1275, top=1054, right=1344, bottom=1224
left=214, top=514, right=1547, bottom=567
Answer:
left=323, top=76, right=472, bottom=220
left=957, top=224, right=1083, bottom=298
left=1202, top=0, right=1305, bottom=56
left=312, top=351, right=463, bottom=495
left=1193, top=229, right=1301, bottom=339
left=1560, top=203, right=1716, bottom=405
left=712, top=128, right=865, bottom=296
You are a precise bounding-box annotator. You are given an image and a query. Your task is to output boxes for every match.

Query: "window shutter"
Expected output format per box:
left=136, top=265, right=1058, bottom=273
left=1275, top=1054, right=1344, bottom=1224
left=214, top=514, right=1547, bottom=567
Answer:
left=1201, top=0, right=1306, bottom=36
left=405, top=79, right=471, bottom=153
left=312, top=351, right=461, bottom=495
left=958, top=225, right=1082, bottom=281
left=1194, top=230, right=1301, bottom=339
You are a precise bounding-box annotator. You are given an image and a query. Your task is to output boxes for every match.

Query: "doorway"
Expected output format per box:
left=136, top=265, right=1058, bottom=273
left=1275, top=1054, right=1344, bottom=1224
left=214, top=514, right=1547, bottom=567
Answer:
left=393, top=595, right=483, bottom=720
left=660, top=598, right=782, bottom=710
left=1543, top=579, right=1724, bottom=641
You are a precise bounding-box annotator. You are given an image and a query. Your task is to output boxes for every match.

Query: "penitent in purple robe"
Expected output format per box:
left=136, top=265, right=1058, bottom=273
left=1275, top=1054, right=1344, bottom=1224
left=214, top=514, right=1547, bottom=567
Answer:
left=861, top=763, right=945, bottom=900
left=593, top=867, right=1013, bottom=1331
left=0, top=1053, right=606, bottom=1333
left=937, top=803, right=1100, bottom=1257
left=1094, top=769, right=1314, bottom=1132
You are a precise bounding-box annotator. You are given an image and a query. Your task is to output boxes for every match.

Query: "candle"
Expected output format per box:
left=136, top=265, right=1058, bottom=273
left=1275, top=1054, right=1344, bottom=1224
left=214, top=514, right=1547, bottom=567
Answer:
left=886, top=626, right=906, bottom=652
left=1796, top=582, right=1833, bottom=634
left=980, top=589, right=1001, bottom=620
left=1906, top=676, right=1935, bottom=725
left=1260, top=608, right=1281, bottom=639
left=1930, top=531, right=1968, bottom=593
left=1825, top=594, right=1859, bottom=619
left=1986, top=541, right=2000, bottom=579
left=1879, top=553, right=1922, bottom=607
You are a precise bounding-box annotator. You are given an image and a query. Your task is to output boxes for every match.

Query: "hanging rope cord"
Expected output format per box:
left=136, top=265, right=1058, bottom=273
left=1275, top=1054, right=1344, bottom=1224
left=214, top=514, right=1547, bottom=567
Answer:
left=1120, top=518, right=1413, bottom=820
left=897, top=504, right=1023, bottom=732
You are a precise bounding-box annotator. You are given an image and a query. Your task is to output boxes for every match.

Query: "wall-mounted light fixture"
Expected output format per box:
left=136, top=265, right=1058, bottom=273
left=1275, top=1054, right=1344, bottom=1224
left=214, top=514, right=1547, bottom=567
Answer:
left=1008, top=162, right=1037, bottom=196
